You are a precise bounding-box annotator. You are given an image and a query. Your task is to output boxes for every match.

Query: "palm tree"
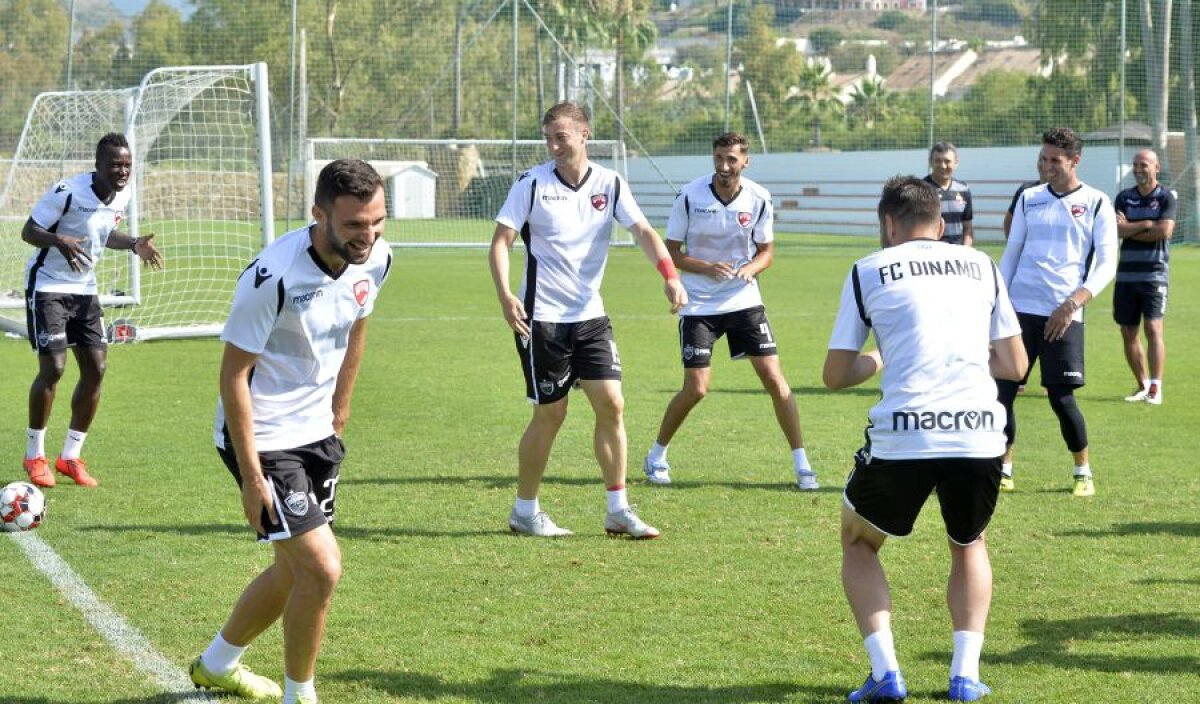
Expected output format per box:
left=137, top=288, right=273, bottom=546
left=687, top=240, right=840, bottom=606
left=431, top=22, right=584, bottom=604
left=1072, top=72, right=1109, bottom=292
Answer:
left=594, top=0, right=656, bottom=145
left=790, top=61, right=842, bottom=149
left=847, top=77, right=894, bottom=130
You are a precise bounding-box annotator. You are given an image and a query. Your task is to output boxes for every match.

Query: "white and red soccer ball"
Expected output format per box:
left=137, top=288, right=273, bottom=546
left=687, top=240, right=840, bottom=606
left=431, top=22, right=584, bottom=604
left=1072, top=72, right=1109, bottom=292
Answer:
left=1, top=481, right=46, bottom=532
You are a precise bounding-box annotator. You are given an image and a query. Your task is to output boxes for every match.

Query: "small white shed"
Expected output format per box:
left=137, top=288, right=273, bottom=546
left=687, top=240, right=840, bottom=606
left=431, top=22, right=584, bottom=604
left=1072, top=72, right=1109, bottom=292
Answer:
left=389, top=163, right=438, bottom=219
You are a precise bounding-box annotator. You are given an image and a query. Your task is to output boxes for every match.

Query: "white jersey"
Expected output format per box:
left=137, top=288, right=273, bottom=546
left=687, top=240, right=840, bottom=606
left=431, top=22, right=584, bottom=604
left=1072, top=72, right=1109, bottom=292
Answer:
left=24, top=172, right=130, bottom=295
left=667, top=175, right=773, bottom=316
left=829, top=240, right=1020, bottom=459
left=1000, top=182, right=1118, bottom=318
left=214, top=226, right=391, bottom=452
left=495, top=160, right=645, bottom=323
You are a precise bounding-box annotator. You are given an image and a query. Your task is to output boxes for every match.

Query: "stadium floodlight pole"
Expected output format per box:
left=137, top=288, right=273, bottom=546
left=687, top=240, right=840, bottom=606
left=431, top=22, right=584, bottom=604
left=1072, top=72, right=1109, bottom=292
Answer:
left=1118, top=0, right=1127, bottom=182
left=928, top=0, right=937, bottom=149
left=286, top=0, right=297, bottom=230
left=512, top=0, right=519, bottom=179
left=724, top=0, right=734, bottom=132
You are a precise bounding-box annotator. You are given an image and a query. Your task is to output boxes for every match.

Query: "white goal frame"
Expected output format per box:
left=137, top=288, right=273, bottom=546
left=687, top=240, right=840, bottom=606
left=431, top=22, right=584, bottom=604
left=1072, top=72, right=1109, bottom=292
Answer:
left=0, top=63, right=274, bottom=341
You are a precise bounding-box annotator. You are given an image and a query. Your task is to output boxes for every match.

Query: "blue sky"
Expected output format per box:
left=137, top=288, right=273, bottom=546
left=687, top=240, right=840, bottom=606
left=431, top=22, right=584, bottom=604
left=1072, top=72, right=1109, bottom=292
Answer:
left=110, top=0, right=195, bottom=17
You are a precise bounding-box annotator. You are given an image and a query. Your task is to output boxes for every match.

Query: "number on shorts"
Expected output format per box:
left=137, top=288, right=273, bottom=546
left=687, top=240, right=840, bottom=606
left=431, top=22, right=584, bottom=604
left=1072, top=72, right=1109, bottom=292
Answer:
left=760, top=322, right=774, bottom=343
left=319, top=476, right=339, bottom=514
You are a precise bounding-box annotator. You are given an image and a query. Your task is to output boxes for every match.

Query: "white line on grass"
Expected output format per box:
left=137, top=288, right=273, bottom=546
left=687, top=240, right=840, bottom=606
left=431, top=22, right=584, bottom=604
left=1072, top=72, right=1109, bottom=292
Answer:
left=9, top=531, right=213, bottom=703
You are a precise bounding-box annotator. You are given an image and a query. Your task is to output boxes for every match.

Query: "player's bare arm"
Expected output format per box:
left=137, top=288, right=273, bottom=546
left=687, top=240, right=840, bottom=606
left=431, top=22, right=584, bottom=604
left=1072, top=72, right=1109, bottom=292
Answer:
left=822, top=348, right=883, bottom=391
left=21, top=217, right=91, bottom=271
left=332, top=317, right=369, bottom=437
left=106, top=231, right=165, bottom=270
left=488, top=223, right=530, bottom=336
left=990, top=334, right=1029, bottom=381
left=630, top=220, right=687, bottom=313
left=962, top=220, right=975, bottom=248
left=1121, top=218, right=1174, bottom=243
left=666, top=238, right=735, bottom=280
left=219, top=342, right=278, bottom=533
left=733, top=241, right=773, bottom=282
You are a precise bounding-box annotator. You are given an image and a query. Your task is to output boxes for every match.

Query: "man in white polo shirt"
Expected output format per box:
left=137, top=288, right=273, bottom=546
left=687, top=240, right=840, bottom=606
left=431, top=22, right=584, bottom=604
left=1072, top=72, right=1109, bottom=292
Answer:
left=489, top=102, right=687, bottom=539
left=643, top=132, right=818, bottom=490
left=826, top=175, right=1026, bottom=703
left=190, top=159, right=391, bottom=704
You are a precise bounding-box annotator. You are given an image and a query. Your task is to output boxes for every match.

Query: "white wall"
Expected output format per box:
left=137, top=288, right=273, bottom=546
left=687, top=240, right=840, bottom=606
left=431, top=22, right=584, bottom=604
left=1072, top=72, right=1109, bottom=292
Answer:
left=626, top=144, right=1128, bottom=241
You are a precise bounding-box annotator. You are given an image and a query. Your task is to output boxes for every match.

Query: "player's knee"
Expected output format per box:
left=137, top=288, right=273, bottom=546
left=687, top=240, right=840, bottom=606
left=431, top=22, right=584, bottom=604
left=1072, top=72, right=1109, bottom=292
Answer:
left=681, top=380, right=708, bottom=403
left=761, top=373, right=790, bottom=399
left=37, top=356, right=67, bottom=385
left=295, top=551, right=342, bottom=598
left=592, top=393, right=624, bottom=422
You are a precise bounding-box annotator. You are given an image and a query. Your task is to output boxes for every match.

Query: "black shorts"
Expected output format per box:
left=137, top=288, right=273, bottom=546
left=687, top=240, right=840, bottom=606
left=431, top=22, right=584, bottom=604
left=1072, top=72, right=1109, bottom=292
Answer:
left=516, top=316, right=622, bottom=404
left=1112, top=281, right=1168, bottom=326
left=26, top=291, right=105, bottom=353
left=217, top=434, right=345, bottom=542
left=679, top=305, right=777, bottom=369
left=1015, top=313, right=1085, bottom=387
left=844, top=449, right=1002, bottom=545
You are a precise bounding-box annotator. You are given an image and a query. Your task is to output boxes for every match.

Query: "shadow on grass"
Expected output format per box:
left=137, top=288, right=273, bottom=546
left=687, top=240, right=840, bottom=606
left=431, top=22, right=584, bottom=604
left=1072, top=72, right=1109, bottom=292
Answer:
left=1058, top=522, right=1200, bottom=537
left=984, top=613, right=1200, bottom=674
left=1133, top=577, right=1200, bottom=586
left=342, top=474, right=840, bottom=493
left=108, top=694, right=221, bottom=704
left=330, top=667, right=846, bottom=704
left=75, top=522, right=509, bottom=540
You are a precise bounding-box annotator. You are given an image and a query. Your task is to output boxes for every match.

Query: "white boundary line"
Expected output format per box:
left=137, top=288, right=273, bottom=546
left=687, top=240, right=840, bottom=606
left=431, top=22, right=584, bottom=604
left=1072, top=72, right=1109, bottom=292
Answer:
left=9, top=531, right=213, bottom=702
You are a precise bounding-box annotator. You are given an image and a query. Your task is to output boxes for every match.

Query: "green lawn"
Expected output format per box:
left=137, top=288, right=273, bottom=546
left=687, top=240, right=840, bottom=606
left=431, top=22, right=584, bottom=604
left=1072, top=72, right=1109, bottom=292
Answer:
left=2, top=238, right=1197, bottom=703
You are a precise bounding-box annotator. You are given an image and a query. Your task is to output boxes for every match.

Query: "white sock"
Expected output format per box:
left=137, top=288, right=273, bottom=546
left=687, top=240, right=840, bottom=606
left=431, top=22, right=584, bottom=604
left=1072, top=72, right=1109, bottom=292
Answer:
left=60, top=429, right=87, bottom=461
left=1139, top=378, right=1150, bottom=390
left=1149, top=378, right=1161, bottom=392
left=863, top=630, right=900, bottom=681
left=1074, top=463, right=1091, bottom=478
left=200, top=632, right=246, bottom=676
left=283, top=676, right=316, bottom=704
left=606, top=487, right=629, bottom=514
left=792, top=447, right=812, bottom=473
left=647, top=442, right=668, bottom=464
left=1001, top=462, right=1013, bottom=478
left=513, top=496, right=539, bottom=519
left=950, top=630, right=984, bottom=680
left=26, top=428, right=46, bottom=460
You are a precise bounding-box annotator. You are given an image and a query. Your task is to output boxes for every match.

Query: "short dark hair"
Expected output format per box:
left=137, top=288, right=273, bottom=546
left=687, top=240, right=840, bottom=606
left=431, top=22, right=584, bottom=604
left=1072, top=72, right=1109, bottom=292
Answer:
left=877, top=175, right=942, bottom=231
left=542, top=102, right=590, bottom=128
left=96, top=132, right=129, bottom=162
left=314, top=159, right=383, bottom=212
left=929, top=141, right=957, bottom=159
left=1042, top=127, right=1082, bottom=157
left=713, top=132, right=750, bottom=152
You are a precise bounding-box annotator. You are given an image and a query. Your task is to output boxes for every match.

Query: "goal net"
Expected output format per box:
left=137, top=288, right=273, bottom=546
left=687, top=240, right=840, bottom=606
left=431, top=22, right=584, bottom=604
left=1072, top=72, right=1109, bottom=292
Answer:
left=0, top=63, right=273, bottom=341
left=304, top=138, right=630, bottom=247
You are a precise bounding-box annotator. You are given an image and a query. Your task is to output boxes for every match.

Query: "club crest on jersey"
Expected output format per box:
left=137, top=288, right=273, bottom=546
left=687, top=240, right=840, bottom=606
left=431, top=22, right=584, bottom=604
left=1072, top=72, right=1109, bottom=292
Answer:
left=590, top=193, right=608, bottom=211
left=1070, top=203, right=1087, bottom=217
left=1149, top=199, right=1160, bottom=210
left=353, top=279, right=370, bottom=307
left=114, top=212, right=123, bottom=226
left=737, top=211, right=752, bottom=228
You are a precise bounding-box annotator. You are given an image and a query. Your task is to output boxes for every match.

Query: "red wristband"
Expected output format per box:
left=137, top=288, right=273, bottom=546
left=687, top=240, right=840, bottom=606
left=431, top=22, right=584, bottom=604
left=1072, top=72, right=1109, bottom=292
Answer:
left=656, top=257, right=677, bottom=280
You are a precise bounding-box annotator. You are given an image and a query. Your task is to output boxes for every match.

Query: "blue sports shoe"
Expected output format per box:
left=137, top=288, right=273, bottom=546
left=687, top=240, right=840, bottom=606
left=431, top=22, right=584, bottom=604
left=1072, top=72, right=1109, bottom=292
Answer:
left=848, top=670, right=907, bottom=702
left=948, top=676, right=991, bottom=701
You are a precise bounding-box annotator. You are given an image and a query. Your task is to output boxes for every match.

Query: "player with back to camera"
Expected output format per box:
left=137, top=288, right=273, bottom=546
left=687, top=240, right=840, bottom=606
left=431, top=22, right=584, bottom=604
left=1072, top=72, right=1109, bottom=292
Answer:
left=642, top=131, right=818, bottom=489
left=489, top=102, right=687, bottom=539
left=924, top=142, right=974, bottom=246
left=20, top=132, right=163, bottom=489
left=189, top=159, right=391, bottom=704
left=997, top=127, right=1117, bottom=496
left=825, top=175, right=1027, bottom=703
left=1112, top=148, right=1176, bottom=405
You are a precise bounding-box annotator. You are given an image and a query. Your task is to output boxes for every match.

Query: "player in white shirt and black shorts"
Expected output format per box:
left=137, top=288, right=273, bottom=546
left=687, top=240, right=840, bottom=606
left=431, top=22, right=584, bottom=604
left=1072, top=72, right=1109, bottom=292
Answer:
left=642, top=132, right=818, bottom=490
left=825, top=175, right=1027, bottom=703
left=489, top=102, right=687, bottom=539
left=190, top=159, right=391, bottom=704
left=20, top=132, right=163, bottom=489
left=998, top=128, right=1118, bottom=497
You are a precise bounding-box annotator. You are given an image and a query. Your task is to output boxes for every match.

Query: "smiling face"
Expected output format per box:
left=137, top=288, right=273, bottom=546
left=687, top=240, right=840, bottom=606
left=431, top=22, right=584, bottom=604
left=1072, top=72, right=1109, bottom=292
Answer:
left=312, top=188, right=386, bottom=266
left=712, top=144, right=750, bottom=191
left=1131, top=149, right=1160, bottom=190
left=95, top=146, right=132, bottom=194
left=929, top=148, right=957, bottom=185
left=542, top=116, right=589, bottom=170
left=1038, top=143, right=1081, bottom=192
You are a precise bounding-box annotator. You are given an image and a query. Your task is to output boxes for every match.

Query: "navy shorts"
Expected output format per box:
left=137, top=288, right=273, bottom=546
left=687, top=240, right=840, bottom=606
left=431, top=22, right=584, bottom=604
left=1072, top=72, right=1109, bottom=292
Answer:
left=844, top=448, right=1002, bottom=545
left=1112, top=281, right=1167, bottom=326
left=217, top=434, right=345, bottom=542
left=516, top=316, right=621, bottom=404
left=26, top=291, right=105, bottom=352
left=679, top=305, right=777, bottom=368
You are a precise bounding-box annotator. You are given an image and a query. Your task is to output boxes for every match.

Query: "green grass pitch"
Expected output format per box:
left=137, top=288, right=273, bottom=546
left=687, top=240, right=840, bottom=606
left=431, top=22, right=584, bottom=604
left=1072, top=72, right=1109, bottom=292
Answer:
left=1, top=237, right=1197, bottom=703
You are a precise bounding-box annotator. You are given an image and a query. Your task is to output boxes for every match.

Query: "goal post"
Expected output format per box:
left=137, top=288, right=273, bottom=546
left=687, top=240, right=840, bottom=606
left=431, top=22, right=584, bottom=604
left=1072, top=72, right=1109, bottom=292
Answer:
left=303, top=138, right=630, bottom=248
left=0, top=63, right=274, bottom=341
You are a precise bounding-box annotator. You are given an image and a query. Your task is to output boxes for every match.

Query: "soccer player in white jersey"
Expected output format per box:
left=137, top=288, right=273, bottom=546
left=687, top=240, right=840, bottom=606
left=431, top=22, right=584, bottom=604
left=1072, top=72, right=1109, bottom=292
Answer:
left=643, top=132, right=818, bottom=489
left=489, top=102, right=687, bottom=539
left=189, top=160, right=391, bottom=704
left=20, top=132, right=163, bottom=489
left=826, top=176, right=1027, bottom=703
left=998, top=127, right=1118, bottom=496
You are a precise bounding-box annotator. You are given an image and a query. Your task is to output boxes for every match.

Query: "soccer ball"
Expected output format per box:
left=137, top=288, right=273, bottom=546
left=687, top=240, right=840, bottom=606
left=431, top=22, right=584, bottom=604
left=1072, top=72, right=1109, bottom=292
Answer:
left=0, top=481, right=46, bottom=532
